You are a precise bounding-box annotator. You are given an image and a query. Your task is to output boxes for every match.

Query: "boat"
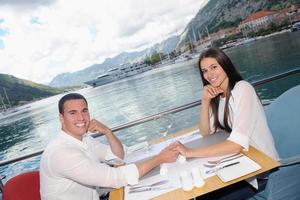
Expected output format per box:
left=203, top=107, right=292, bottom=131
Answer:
left=84, top=62, right=153, bottom=87
left=174, top=55, right=193, bottom=63
left=220, top=41, right=238, bottom=50
left=291, top=22, right=300, bottom=32
left=220, top=37, right=256, bottom=50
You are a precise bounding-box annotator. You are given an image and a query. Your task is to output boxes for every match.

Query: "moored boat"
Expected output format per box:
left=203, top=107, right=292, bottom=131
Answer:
left=84, top=62, right=153, bottom=87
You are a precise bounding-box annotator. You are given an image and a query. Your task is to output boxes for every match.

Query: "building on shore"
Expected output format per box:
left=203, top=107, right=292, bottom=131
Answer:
left=239, top=11, right=276, bottom=36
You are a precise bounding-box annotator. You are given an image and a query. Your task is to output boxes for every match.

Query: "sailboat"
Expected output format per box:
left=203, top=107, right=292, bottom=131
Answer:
left=0, top=88, right=15, bottom=117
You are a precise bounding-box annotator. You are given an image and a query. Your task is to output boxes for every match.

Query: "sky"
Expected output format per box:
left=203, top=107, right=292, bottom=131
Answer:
left=0, top=0, right=208, bottom=84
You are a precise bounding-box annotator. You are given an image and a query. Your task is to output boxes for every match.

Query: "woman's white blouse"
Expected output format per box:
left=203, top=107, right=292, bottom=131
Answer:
left=211, top=80, right=279, bottom=160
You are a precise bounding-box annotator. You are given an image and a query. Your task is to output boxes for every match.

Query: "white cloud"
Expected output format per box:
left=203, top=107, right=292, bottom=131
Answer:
left=0, top=0, right=207, bottom=84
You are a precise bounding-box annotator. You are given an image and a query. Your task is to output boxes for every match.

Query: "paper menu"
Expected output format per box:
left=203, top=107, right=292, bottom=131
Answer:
left=216, top=155, right=261, bottom=182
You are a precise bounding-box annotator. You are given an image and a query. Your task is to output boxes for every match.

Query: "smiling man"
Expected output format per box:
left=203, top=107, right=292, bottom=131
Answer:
left=40, top=93, right=179, bottom=200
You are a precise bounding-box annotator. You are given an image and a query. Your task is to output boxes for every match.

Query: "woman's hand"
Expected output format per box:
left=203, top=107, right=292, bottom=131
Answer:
left=171, top=141, right=192, bottom=157
left=202, top=85, right=224, bottom=102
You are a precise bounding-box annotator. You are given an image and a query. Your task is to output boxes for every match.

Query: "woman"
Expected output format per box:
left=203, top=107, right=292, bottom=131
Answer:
left=174, top=48, right=278, bottom=160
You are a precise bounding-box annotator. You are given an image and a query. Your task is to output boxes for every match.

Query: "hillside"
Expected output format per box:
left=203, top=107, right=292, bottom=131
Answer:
left=0, top=74, right=64, bottom=107
left=178, top=0, right=300, bottom=46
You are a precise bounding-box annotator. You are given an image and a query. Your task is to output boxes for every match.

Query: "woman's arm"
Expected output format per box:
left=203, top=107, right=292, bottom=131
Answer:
left=199, top=85, right=223, bottom=136
left=199, top=99, right=211, bottom=136
left=174, top=140, right=243, bottom=158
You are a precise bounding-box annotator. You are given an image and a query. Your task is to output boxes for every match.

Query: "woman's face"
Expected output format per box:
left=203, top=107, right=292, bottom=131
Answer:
left=200, top=57, right=228, bottom=88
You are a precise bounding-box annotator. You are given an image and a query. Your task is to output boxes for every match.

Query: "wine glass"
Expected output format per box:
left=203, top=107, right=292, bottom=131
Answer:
left=156, top=115, right=173, bottom=146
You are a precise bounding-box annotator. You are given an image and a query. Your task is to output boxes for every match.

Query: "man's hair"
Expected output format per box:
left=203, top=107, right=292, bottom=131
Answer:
left=58, top=93, right=88, bottom=114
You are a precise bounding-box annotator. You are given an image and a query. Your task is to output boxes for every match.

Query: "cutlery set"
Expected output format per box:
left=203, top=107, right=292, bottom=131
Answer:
left=203, top=153, right=244, bottom=168
left=128, top=154, right=244, bottom=193
left=204, top=153, right=244, bottom=174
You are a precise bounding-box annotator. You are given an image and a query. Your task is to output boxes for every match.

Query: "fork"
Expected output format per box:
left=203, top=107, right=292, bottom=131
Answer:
left=203, top=153, right=244, bottom=168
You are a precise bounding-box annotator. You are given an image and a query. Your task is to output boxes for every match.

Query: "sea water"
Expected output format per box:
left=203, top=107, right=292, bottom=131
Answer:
left=1, top=31, right=300, bottom=182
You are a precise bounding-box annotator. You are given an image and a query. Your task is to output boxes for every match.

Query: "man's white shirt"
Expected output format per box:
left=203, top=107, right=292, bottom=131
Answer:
left=40, top=130, right=139, bottom=200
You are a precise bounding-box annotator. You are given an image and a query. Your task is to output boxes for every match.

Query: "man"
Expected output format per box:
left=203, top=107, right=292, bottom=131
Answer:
left=40, top=93, right=179, bottom=200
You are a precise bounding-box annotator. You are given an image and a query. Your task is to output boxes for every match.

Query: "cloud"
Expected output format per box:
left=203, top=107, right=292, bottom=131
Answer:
left=0, top=0, right=207, bottom=84
left=0, top=0, right=56, bottom=9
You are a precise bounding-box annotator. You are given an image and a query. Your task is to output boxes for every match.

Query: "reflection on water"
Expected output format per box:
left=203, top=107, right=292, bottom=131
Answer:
left=1, top=31, right=300, bottom=182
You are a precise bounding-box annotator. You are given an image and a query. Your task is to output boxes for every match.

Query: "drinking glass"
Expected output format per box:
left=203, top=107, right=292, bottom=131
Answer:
left=156, top=115, right=173, bottom=146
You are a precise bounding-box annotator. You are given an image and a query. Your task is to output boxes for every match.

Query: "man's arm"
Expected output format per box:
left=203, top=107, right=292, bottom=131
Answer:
left=136, top=145, right=179, bottom=177
left=88, top=119, right=124, bottom=159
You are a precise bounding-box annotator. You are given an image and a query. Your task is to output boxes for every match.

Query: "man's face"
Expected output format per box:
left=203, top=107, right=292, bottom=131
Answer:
left=59, top=99, right=90, bottom=140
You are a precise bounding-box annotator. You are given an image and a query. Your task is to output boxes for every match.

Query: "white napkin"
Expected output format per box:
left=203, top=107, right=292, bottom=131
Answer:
left=246, top=177, right=258, bottom=189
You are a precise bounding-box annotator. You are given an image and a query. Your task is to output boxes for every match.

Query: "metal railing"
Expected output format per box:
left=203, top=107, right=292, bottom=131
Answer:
left=0, top=67, right=300, bottom=192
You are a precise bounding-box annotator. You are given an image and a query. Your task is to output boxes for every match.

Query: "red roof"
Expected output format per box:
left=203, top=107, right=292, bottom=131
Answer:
left=242, top=11, right=276, bottom=24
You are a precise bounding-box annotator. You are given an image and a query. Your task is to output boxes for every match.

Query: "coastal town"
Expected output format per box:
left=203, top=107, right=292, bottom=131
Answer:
left=178, top=4, right=300, bottom=52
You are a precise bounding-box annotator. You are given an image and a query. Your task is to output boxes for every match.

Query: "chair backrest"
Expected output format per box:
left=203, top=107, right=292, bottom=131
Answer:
left=2, top=171, right=41, bottom=200
left=265, top=85, right=300, bottom=159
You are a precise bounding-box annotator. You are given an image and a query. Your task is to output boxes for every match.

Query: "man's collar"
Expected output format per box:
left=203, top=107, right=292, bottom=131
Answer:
left=59, top=130, right=88, bottom=149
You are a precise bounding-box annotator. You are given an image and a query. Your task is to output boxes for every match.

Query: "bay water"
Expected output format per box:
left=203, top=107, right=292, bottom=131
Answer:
left=1, top=31, right=300, bottom=181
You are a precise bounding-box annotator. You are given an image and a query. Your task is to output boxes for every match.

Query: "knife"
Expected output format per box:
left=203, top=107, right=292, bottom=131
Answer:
left=128, top=186, right=172, bottom=193
left=130, top=180, right=169, bottom=190
left=205, top=161, right=240, bottom=174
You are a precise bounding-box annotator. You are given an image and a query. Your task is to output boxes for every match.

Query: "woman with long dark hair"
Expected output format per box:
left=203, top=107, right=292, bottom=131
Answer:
left=174, top=48, right=278, bottom=160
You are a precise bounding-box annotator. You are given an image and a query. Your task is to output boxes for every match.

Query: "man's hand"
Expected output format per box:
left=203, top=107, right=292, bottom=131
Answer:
left=88, top=119, right=124, bottom=159
left=88, top=119, right=112, bottom=135
left=136, top=144, right=179, bottom=178
left=157, top=144, right=179, bottom=163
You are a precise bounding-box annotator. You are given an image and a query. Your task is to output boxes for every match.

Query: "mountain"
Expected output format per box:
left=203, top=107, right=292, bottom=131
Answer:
left=177, top=0, right=300, bottom=46
left=49, top=35, right=180, bottom=87
left=46, top=0, right=300, bottom=87
left=0, top=74, right=64, bottom=107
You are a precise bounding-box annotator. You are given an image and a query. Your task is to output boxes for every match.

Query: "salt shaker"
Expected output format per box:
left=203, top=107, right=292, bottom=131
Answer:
left=177, top=154, right=186, bottom=164
left=191, top=166, right=205, bottom=187
left=179, top=170, right=194, bottom=191
left=160, top=164, right=168, bottom=178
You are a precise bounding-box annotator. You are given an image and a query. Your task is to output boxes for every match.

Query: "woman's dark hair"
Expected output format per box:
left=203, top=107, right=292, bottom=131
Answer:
left=58, top=93, right=88, bottom=114
left=199, top=48, right=243, bottom=133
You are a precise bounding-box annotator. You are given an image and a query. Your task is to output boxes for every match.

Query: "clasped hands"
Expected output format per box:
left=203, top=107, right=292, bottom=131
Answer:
left=158, top=141, right=192, bottom=163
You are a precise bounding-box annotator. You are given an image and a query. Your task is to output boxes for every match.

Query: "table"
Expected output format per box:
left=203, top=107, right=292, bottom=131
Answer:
left=109, top=128, right=279, bottom=200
